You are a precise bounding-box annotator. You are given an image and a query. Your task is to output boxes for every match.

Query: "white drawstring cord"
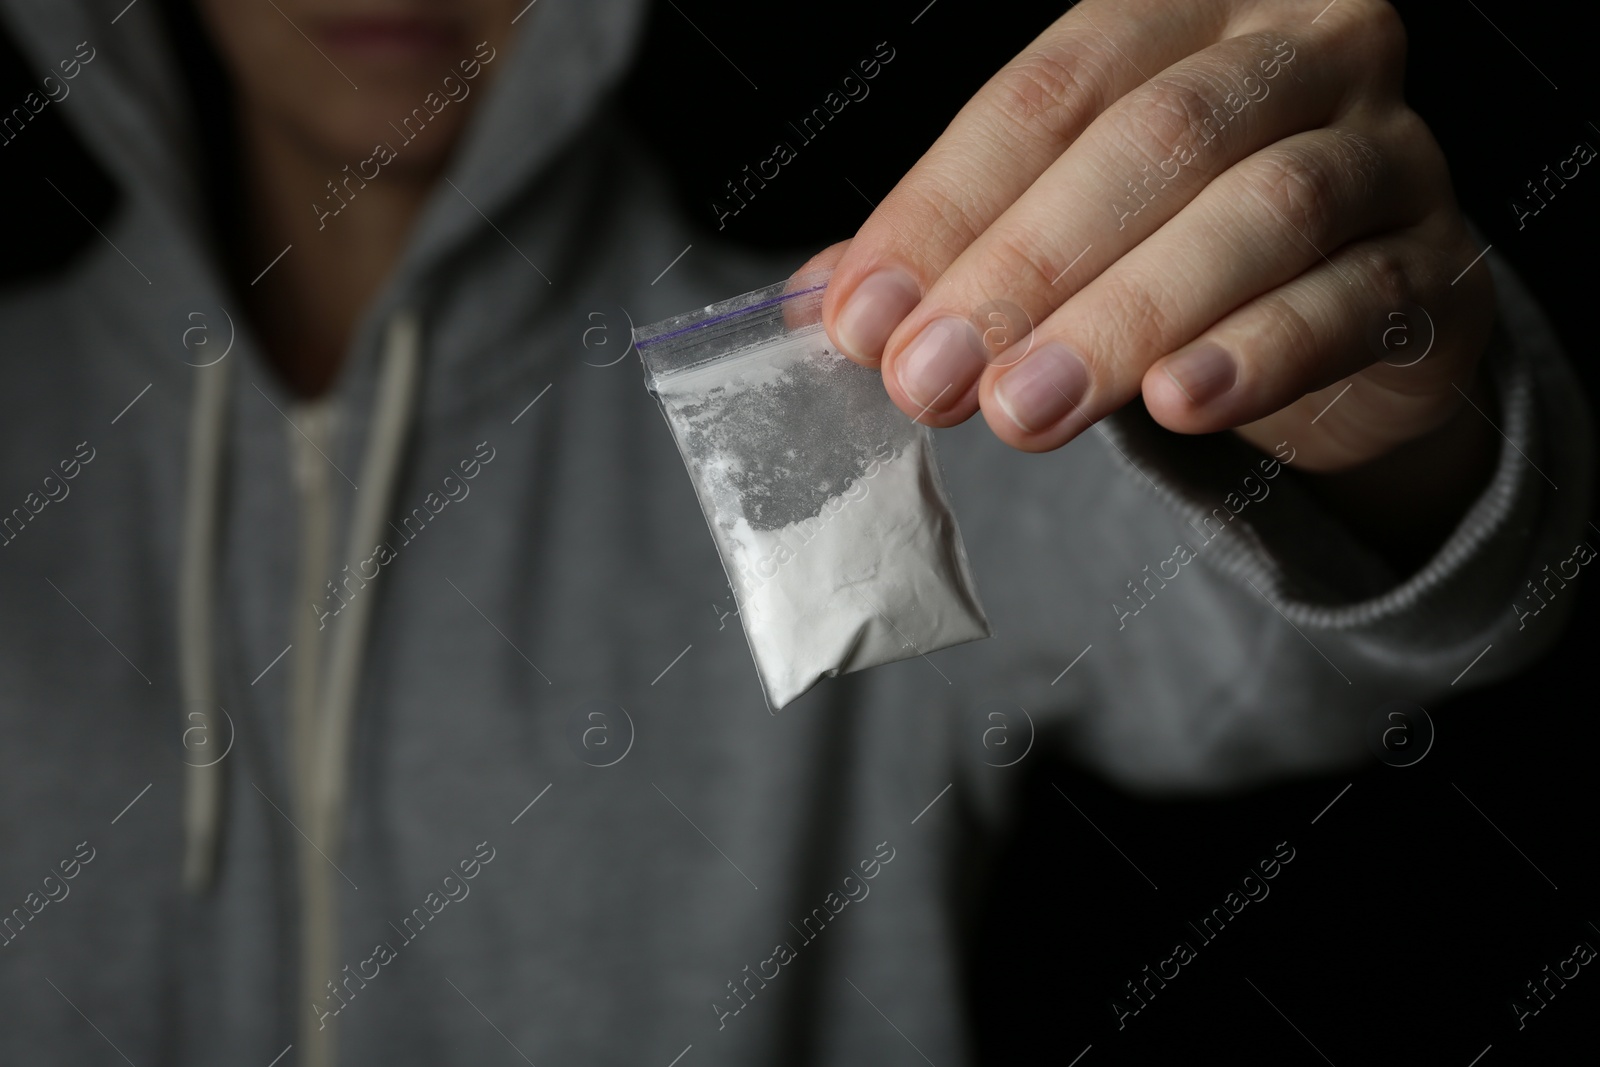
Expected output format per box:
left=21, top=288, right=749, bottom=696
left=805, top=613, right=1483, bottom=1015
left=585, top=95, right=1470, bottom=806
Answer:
left=301, top=310, right=422, bottom=1067
left=314, top=310, right=421, bottom=863
left=177, top=312, right=422, bottom=1067
left=180, top=356, right=232, bottom=893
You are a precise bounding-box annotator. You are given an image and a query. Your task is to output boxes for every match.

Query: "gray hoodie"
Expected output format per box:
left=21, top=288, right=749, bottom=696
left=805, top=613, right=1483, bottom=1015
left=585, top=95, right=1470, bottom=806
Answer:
left=0, top=1, right=1591, bottom=1065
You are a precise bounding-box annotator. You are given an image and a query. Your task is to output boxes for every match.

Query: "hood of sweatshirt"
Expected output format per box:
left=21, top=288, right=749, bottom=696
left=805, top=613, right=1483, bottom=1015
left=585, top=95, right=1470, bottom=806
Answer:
left=1, top=0, right=653, bottom=385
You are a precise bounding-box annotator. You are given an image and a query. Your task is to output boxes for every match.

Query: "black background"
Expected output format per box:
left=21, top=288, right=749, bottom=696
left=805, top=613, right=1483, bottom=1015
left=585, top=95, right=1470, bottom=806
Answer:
left=4, top=1, right=1597, bottom=1063
left=620, top=3, right=1599, bottom=1064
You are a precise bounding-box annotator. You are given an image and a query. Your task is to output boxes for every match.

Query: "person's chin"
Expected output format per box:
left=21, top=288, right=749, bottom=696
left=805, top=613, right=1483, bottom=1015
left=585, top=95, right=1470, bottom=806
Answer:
left=293, top=104, right=462, bottom=177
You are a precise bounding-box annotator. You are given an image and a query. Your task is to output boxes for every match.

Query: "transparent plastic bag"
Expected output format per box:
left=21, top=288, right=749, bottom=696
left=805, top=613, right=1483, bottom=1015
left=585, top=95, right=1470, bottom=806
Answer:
left=635, top=269, right=992, bottom=710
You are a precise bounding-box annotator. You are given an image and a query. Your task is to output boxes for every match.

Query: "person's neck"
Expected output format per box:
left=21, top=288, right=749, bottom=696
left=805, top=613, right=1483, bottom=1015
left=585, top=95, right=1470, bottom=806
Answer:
left=237, top=108, right=439, bottom=398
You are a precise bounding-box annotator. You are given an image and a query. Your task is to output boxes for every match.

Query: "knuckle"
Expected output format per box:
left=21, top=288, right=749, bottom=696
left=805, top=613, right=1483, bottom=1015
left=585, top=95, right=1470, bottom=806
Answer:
left=1094, top=269, right=1174, bottom=357
left=1255, top=290, right=1322, bottom=375
left=1122, top=73, right=1227, bottom=160
left=888, top=177, right=987, bottom=258
left=1387, top=107, right=1432, bottom=154
left=1326, top=0, right=1408, bottom=85
left=1246, top=144, right=1343, bottom=241
left=1387, top=108, right=1450, bottom=193
left=976, top=227, right=1058, bottom=294
left=1359, top=0, right=1408, bottom=69
left=1351, top=243, right=1414, bottom=309
left=986, top=40, right=1104, bottom=142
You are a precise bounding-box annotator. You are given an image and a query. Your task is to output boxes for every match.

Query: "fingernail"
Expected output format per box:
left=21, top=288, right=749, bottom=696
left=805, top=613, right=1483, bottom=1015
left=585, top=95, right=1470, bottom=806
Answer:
left=897, top=316, right=985, bottom=415
left=992, top=342, right=1091, bottom=434
left=835, top=268, right=921, bottom=362
left=1162, top=343, right=1235, bottom=406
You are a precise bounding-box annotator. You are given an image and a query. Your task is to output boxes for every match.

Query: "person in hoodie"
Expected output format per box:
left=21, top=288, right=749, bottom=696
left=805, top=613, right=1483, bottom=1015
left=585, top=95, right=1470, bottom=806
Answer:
left=0, top=0, right=1590, bottom=1065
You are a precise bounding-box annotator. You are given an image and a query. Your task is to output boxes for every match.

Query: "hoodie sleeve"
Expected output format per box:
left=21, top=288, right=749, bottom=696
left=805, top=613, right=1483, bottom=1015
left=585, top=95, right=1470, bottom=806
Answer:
left=1030, top=248, right=1593, bottom=791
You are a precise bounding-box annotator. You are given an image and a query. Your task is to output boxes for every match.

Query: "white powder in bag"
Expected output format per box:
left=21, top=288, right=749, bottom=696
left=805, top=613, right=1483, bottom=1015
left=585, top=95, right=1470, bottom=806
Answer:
left=653, top=330, right=990, bottom=709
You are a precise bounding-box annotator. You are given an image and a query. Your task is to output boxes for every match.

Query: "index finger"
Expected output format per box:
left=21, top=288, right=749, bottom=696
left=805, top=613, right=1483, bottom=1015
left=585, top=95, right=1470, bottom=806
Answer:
left=822, top=0, right=1233, bottom=366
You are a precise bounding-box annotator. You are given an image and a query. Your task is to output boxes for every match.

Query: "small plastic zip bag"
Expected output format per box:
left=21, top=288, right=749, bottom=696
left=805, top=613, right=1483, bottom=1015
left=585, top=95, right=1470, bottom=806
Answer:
left=635, top=269, right=992, bottom=710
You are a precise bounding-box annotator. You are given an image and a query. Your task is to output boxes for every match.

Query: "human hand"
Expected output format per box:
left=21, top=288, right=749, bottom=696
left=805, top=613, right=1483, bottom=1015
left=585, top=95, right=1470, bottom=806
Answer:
left=814, top=0, right=1494, bottom=472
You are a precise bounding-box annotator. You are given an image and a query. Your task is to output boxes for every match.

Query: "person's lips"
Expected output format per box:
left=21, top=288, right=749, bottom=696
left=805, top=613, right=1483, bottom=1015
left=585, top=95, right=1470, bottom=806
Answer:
left=317, top=16, right=464, bottom=62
